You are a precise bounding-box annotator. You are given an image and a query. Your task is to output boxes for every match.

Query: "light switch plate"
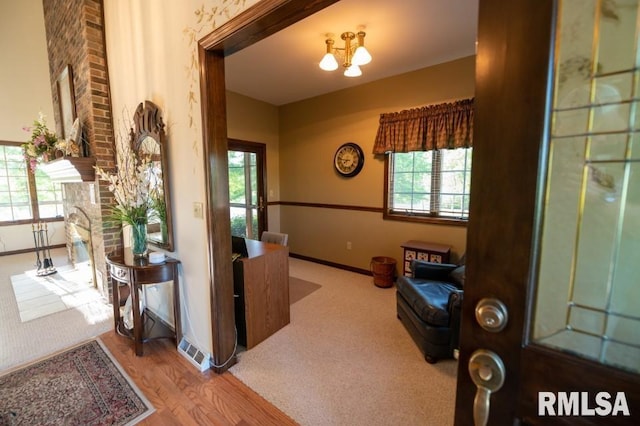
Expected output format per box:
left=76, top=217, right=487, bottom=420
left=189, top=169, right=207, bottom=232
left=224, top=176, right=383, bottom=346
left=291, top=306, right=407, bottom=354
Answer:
left=193, top=202, right=203, bottom=218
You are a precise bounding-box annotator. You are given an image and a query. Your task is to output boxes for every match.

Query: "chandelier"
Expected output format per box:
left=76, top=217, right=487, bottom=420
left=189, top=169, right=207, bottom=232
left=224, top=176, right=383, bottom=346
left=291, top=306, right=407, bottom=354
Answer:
left=319, top=31, right=372, bottom=77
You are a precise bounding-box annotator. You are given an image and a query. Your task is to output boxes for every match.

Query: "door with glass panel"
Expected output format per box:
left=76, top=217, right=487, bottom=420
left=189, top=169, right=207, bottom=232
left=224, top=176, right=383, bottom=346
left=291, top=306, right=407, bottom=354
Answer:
left=455, top=0, right=639, bottom=424
left=227, top=139, right=266, bottom=240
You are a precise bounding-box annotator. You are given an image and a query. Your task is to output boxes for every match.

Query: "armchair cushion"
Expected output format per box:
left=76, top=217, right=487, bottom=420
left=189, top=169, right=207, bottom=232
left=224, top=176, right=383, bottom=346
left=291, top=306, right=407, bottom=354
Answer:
left=411, top=260, right=458, bottom=281
left=395, top=277, right=460, bottom=327
left=449, top=265, right=466, bottom=288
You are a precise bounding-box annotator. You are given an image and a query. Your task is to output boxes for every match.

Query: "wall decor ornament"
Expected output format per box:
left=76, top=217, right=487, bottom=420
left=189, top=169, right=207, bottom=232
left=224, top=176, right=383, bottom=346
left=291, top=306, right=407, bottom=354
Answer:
left=56, top=64, right=77, bottom=141
left=183, top=0, right=251, bottom=158
left=334, top=142, right=365, bottom=177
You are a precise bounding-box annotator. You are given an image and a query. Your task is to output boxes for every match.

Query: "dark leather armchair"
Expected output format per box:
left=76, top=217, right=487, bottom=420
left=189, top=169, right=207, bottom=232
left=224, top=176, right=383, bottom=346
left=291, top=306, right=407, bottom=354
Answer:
left=396, top=259, right=465, bottom=363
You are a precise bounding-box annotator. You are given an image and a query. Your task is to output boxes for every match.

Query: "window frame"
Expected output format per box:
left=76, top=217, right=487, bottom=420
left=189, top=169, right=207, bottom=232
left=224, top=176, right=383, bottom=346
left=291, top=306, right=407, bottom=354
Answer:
left=0, top=141, right=64, bottom=226
left=383, top=149, right=471, bottom=226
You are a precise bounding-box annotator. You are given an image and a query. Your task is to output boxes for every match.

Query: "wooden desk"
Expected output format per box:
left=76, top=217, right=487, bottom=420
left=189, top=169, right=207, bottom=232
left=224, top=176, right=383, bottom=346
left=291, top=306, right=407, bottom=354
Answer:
left=233, top=239, right=289, bottom=349
left=106, top=250, right=181, bottom=356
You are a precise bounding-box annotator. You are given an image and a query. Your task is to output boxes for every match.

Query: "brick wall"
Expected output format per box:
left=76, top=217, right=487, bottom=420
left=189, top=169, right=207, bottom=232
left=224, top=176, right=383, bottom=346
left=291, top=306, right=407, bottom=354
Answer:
left=42, top=0, right=120, bottom=301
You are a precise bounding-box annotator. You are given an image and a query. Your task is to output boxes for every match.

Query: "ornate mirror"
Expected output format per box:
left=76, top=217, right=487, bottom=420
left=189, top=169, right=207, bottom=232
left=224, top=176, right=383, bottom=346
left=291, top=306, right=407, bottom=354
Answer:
left=130, top=100, right=174, bottom=251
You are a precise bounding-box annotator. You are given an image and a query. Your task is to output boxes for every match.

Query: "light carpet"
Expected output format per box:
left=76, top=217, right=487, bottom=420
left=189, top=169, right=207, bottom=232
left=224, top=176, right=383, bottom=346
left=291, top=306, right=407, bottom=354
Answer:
left=10, top=264, right=102, bottom=322
left=0, top=249, right=113, bottom=372
left=229, top=258, right=458, bottom=426
left=0, top=339, right=154, bottom=425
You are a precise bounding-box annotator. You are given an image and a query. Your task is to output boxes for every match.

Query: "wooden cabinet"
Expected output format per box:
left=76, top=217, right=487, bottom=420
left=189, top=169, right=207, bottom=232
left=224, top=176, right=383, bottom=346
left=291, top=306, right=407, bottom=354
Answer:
left=233, top=239, right=290, bottom=349
left=400, top=240, right=452, bottom=277
left=107, top=250, right=181, bottom=356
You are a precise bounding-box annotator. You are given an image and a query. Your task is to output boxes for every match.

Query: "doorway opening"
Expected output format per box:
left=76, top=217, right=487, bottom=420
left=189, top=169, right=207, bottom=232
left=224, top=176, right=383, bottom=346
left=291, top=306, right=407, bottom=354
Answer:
left=198, top=0, right=339, bottom=370
left=228, top=139, right=267, bottom=240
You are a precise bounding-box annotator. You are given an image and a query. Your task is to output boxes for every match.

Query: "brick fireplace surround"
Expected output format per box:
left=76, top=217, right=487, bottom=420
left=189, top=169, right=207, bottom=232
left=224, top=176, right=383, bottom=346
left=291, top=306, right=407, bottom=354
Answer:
left=42, top=0, right=121, bottom=301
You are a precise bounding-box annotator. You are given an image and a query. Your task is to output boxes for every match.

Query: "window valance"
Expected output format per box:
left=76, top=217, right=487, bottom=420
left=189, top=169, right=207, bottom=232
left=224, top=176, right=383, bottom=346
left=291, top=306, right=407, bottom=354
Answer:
left=372, top=98, right=474, bottom=154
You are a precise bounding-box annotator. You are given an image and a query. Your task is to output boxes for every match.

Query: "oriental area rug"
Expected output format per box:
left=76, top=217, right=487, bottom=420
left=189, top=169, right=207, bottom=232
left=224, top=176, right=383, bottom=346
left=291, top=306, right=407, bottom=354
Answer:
left=0, top=339, right=154, bottom=426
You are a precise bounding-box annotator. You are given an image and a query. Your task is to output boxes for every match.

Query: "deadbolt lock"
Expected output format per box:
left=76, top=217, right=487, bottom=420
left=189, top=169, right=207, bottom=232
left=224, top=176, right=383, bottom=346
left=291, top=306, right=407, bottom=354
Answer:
left=475, top=298, right=508, bottom=332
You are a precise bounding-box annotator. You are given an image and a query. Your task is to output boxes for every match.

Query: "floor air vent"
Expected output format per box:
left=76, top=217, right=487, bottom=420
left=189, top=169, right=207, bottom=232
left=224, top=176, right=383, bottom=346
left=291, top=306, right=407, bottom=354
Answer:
left=178, top=337, right=211, bottom=372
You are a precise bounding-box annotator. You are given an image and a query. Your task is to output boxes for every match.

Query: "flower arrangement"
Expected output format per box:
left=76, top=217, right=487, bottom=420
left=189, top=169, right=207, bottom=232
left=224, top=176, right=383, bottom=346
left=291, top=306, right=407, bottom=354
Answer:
left=21, top=113, right=60, bottom=173
left=95, top=147, right=157, bottom=225
left=95, top=145, right=158, bottom=255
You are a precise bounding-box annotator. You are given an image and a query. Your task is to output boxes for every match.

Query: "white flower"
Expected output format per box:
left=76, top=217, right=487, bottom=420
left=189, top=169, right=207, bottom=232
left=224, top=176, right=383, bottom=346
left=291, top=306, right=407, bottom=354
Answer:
left=95, top=145, right=159, bottom=225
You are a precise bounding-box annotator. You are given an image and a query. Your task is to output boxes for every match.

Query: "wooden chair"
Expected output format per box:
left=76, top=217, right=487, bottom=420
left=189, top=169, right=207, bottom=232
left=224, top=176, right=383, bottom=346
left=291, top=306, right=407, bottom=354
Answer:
left=260, top=231, right=288, bottom=246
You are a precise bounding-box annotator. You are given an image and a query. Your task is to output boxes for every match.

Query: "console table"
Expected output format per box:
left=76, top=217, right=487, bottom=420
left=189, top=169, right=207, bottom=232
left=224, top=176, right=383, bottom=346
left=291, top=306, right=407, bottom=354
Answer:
left=400, top=240, right=451, bottom=277
left=106, top=250, right=181, bottom=356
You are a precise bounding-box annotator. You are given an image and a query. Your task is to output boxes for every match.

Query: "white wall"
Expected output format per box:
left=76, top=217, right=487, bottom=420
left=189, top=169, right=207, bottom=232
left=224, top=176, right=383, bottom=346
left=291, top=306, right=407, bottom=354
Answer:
left=0, top=0, right=65, bottom=253
left=103, top=0, right=261, bottom=354
left=0, top=1, right=55, bottom=141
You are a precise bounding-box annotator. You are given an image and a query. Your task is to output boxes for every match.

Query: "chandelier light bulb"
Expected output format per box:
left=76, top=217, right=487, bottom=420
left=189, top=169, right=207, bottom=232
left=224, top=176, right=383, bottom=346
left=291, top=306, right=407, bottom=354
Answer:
left=319, top=30, right=370, bottom=77
left=344, top=64, right=362, bottom=77
left=319, top=52, right=339, bottom=71
left=352, top=46, right=372, bottom=66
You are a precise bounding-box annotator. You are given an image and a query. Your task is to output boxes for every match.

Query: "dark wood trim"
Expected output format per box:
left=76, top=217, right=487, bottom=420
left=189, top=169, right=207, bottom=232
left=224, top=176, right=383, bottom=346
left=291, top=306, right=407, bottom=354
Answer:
left=198, top=0, right=345, bottom=373
left=269, top=201, right=466, bottom=227
left=199, top=0, right=340, bottom=54
left=454, top=0, right=556, bottom=424
left=0, top=243, right=65, bottom=257
left=290, top=252, right=372, bottom=277
left=198, top=44, right=237, bottom=372
left=275, top=201, right=382, bottom=213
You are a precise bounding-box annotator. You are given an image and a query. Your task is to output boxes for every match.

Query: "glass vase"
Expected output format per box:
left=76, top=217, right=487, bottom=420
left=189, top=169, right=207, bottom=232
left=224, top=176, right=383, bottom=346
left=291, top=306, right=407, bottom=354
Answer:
left=131, top=221, right=148, bottom=258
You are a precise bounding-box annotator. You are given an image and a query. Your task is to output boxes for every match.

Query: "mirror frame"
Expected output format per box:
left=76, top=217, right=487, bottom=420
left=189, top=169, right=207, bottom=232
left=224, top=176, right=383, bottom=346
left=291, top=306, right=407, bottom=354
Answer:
left=130, top=100, right=174, bottom=252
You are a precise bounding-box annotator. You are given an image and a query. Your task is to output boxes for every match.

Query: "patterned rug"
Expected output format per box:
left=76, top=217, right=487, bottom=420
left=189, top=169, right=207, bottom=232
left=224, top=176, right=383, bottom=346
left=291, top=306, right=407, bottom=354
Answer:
left=0, top=339, right=154, bottom=425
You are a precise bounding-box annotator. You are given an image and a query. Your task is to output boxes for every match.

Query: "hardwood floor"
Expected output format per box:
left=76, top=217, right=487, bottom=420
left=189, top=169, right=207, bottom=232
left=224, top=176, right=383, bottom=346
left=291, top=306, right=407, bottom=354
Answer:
left=99, top=331, right=297, bottom=425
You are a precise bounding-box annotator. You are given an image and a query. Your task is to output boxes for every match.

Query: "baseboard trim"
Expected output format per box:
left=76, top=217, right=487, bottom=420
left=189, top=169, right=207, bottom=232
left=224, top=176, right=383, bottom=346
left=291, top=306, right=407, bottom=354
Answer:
left=0, top=244, right=66, bottom=257
left=289, top=252, right=372, bottom=276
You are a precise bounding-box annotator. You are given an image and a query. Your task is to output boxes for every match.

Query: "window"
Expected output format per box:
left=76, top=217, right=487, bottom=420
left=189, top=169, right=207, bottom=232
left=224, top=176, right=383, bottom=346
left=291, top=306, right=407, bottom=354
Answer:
left=0, top=143, right=64, bottom=224
left=228, top=149, right=259, bottom=238
left=385, top=147, right=472, bottom=223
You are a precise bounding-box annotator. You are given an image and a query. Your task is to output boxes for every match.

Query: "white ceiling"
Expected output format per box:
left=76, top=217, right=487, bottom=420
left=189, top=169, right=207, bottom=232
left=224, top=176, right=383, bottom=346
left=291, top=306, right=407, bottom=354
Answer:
left=225, top=0, right=479, bottom=106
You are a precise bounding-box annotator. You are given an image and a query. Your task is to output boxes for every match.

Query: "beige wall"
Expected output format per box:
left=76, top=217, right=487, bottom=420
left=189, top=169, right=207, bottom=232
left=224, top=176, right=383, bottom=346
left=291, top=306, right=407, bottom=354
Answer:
left=227, top=91, right=281, bottom=231
left=279, top=56, right=475, bottom=270
left=0, top=0, right=65, bottom=252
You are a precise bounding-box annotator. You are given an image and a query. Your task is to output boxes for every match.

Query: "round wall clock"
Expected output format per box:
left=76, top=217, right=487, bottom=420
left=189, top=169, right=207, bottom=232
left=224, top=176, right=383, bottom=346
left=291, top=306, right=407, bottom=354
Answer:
left=334, top=142, right=364, bottom=177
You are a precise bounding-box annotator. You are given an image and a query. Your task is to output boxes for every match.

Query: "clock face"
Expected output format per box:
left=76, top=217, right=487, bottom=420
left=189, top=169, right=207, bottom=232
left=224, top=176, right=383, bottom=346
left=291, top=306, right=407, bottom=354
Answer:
left=334, top=143, right=364, bottom=177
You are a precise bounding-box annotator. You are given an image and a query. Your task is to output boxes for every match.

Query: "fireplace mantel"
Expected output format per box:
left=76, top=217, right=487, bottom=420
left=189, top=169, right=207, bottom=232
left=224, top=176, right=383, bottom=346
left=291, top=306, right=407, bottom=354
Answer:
left=40, top=157, right=96, bottom=183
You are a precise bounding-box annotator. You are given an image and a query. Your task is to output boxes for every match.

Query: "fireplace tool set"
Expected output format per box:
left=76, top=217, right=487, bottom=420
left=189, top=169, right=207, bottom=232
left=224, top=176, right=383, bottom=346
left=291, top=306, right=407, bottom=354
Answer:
left=32, top=222, right=57, bottom=276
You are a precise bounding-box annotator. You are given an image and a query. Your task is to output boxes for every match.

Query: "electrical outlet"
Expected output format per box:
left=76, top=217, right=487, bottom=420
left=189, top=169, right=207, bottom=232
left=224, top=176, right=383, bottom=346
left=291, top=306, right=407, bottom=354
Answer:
left=346, top=241, right=352, bottom=250
left=193, top=202, right=203, bottom=218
